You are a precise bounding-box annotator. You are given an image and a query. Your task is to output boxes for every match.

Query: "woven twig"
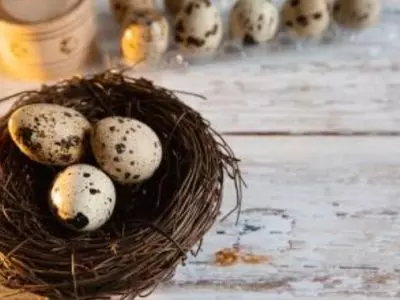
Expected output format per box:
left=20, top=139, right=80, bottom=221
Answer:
left=0, top=71, right=243, bottom=300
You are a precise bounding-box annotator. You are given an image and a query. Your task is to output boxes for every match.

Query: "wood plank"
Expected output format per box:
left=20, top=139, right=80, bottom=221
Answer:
left=153, top=136, right=400, bottom=298
left=147, top=288, right=399, bottom=300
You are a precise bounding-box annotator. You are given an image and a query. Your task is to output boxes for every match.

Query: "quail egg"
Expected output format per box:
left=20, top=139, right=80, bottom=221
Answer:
left=174, top=0, right=223, bottom=55
left=230, top=0, right=279, bottom=45
left=8, top=103, right=91, bottom=166
left=91, top=117, right=162, bottom=184
left=121, top=10, right=170, bottom=65
left=282, top=0, right=330, bottom=38
left=50, top=164, right=116, bottom=232
left=333, top=0, right=381, bottom=29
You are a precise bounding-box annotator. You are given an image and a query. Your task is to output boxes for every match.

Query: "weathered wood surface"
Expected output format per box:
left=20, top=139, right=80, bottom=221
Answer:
left=164, top=136, right=400, bottom=299
left=1, top=1, right=400, bottom=299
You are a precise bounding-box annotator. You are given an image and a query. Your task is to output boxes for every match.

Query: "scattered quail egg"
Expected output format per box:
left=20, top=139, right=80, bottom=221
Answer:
left=174, top=0, right=223, bottom=55
left=50, top=164, right=116, bottom=232
left=333, top=0, right=381, bottom=29
left=121, top=10, right=170, bottom=65
left=8, top=103, right=91, bottom=166
left=229, top=0, right=279, bottom=45
left=91, top=117, right=162, bottom=184
left=282, top=0, right=330, bottom=38
left=109, top=0, right=156, bottom=23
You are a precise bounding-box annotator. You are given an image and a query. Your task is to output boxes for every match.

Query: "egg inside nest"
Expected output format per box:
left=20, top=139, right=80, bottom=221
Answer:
left=1, top=108, right=179, bottom=237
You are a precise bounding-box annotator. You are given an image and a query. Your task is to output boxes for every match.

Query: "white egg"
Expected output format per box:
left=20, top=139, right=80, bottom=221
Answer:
left=230, top=0, right=279, bottom=45
left=174, top=0, right=223, bottom=55
left=50, top=164, right=116, bottom=232
left=8, top=103, right=91, bottom=166
left=91, top=117, right=162, bottom=184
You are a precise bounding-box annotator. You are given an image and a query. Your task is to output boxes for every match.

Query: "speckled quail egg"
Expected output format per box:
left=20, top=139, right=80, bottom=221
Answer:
left=91, top=117, right=162, bottom=184
left=282, top=0, right=330, bottom=38
left=229, top=0, right=279, bottom=45
left=174, top=0, right=223, bottom=55
left=50, top=164, right=116, bottom=232
left=121, top=10, right=170, bottom=65
left=333, top=0, right=381, bottom=29
left=109, top=0, right=156, bottom=23
left=8, top=103, right=91, bottom=166
left=165, top=0, right=187, bottom=15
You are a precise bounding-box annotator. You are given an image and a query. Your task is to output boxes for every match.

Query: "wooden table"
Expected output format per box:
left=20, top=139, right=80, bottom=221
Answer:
left=1, top=1, right=400, bottom=299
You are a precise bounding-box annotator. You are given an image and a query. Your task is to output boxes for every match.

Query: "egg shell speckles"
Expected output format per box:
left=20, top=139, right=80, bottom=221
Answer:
left=282, top=0, right=330, bottom=38
left=121, top=10, right=170, bottom=65
left=50, top=164, right=116, bottom=232
left=230, top=0, right=279, bottom=45
left=333, top=0, right=381, bottom=29
left=91, top=117, right=162, bottom=184
left=8, top=103, right=91, bottom=166
left=174, top=0, right=223, bottom=55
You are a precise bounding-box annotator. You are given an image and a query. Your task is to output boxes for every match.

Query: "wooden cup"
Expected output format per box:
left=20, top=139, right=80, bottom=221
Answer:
left=0, top=0, right=98, bottom=80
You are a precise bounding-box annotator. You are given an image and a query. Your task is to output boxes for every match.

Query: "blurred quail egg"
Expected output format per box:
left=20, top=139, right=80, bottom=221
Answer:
left=333, top=0, right=381, bottom=29
left=109, top=0, right=156, bottom=23
left=230, top=0, right=279, bottom=45
left=91, top=117, right=162, bottom=184
left=121, top=10, right=170, bottom=65
left=174, top=0, right=223, bottom=55
left=50, top=164, right=116, bottom=232
left=282, top=0, right=330, bottom=38
left=8, top=103, right=91, bottom=166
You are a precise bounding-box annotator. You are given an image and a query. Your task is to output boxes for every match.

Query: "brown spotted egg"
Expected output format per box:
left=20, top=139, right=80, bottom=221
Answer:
left=333, top=0, right=381, bottom=29
left=174, top=0, right=223, bottom=55
left=50, top=164, right=116, bottom=232
left=91, top=117, right=162, bottom=184
left=282, top=0, right=330, bottom=38
left=8, top=103, right=91, bottom=166
left=121, top=10, right=170, bottom=65
left=230, top=0, right=279, bottom=45
left=109, top=0, right=156, bottom=23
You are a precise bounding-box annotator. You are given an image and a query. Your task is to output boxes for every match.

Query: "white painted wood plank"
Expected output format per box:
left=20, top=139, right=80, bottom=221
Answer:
left=152, top=136, right=400, bottom=298
left=147, top=288, right=399, bottom=300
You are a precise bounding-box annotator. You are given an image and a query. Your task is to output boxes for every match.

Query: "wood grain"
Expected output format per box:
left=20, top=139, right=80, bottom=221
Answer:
left=161, top=136, right=400, bottom=298
left=0, top=1, right=400, bottom=299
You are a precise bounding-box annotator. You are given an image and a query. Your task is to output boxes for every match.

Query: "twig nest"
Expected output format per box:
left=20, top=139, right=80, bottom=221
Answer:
left=8, top=103, right=91, bottom=166
left=229, top=0, right=279, bottom=45
left=174, top=0, right=223, bottom=55
left=91, top=117, right=162, bottom=184
left=121, top=10, right=170, bottom=65
left=333, top=0, right=381, bottom=29
left=282, top=0, right=330, bottom=38
left=164, top=0, right=187, bottom=15
left=0, top=72, right=243, bottom=300
left=109, top=0, right=156, bottom=23
left=50, top=164, right=116, bottom=232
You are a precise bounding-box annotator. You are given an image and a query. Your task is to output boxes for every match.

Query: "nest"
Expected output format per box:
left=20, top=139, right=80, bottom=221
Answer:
left=0, top=71, right=243, bottom=300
